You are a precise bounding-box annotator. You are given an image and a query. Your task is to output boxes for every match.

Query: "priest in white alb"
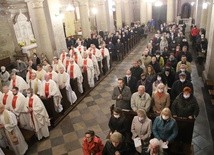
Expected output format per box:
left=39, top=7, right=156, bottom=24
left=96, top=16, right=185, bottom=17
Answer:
left=88, top=50, right=100, bottom=80
left=0, top=104, right=28, bottom=155
left=47, top=65, right=59, bottom=84
left=89, top=44, right=103, bottom=74
left=28, top=72, right=42, bottom=95
left=36, top=64, right=46, bottom=81
left=40, top=74, right=63, bottom=121
left=59, top=49, right=68, bottom=63
left=58, top=67, right=77, bottom=110
left=100, top=43, right=110, bottom=74
left=1, top=86, right=13, bottom=110
left=67, top=58, right=83, bottom=97
left=63, top=54, right=71, bottom=71
left=9, top=73, right=28, bottom=93
left=52, top=57, right=64, bottom=73
left=26, top=66, right=36, bottom=83
left=10, top=87, right=31, bottom=130
left=82, top=52, right=95, bottom=89
left=25, top=88, right=50, bottom=140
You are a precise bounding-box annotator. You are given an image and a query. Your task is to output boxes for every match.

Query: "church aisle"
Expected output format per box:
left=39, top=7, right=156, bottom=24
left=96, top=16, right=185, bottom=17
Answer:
left=26, top=35, right=213, bottom=155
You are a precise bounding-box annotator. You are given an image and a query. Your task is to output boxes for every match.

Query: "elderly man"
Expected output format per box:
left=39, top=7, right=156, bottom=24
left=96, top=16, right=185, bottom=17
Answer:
left=1, top=86, right=13, bottom=110
left=0, top=104, right=28, bottom=155
left=26, top=66, right=36, bottom=83
left=40, top=74, right=63, bottom=121
left=112, top=78, right=132, bottom=110
left=25, top=88, right=50, bottom=140
left=9, top=73, right=28, bottom=93
left=131, top=85, right=151, bottom=112
left=28, top=72, right=42, bottom=95
left=52, top=57, right=64, bottom=73
left=58, top=67, right=77, bottom=110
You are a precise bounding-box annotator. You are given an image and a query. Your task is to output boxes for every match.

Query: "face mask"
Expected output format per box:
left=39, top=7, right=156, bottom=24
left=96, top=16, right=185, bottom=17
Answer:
left=1, top=69, right=5, bottom=72
left=157, top=77, right=161, bottom=81
left=158, top=89, right=163, bottom=93
left=114, top=114, right=120, bottom=118
left=162, top=115, right=169, bottom=120
left=180, top=69, right=185, bottom=72
left=138, top=117, right=144, bottom=121
left=165, top=71, right=169, bottom=76
left=180, top=79, right=185, bottom=82
left=34, top=55, right=37, bottom=58
left=27, top=94, right=31, bottom=97
left=156, top=55, right=160, bottom=58
left=183, top=94, right=190, bottom=99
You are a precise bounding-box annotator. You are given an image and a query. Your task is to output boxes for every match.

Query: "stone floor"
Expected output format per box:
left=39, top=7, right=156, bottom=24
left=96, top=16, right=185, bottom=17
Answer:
left=26, top=36, right=214, bottom=155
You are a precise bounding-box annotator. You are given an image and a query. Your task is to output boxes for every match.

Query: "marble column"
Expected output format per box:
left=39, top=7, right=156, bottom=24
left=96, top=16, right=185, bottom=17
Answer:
left=147, top=2, right=152, bottom=21
left=96, top=0, right=108, bottom=31
left=106, top=0, right=115, bottom=32
left=26, top=0, right=54, bottom=60
left=78, top=0, right=91, bottom=38
left=124, top=0, right=131, bottom=26
left=203, top=3, right=214, bottom=80
left=64, top=11, right=76, bottom=37
left=140, top=0, right=147, bottom=24
left=115, top=0, right=122, bottom=29
left=167, top=0, right=174, bottom=23
left=45, top=0, right=67, bottom=56
left=206, top=2, right=213, bottom=38
left=200, top=6, right=208, bottom=29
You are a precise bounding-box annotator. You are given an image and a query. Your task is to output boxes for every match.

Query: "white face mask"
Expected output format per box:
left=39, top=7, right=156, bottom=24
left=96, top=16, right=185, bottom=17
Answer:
left=180, top=69, right=185, bottom=72
left=114, top=114, right=120, bottom=119
left=27, top=94, right=31, bottom=98
left=1, top=69, right=5, bottom=72
left=183, top=94, right=190, bottom=99
left=162, top=115, right=169, bottom=120
left=158, top=89, right=163, bottom=93
left=138, top=116, right=144, bottom=121
left=180, top=79, right=185, bottom=82
left=157, top=77, right=161, bottom=81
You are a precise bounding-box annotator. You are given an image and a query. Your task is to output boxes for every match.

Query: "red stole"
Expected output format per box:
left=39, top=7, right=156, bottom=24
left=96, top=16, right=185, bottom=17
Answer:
left=69, top=65, right=74, bottom=78
left=78, top=46, right=81, bottom=52
left=66, top=60, right=69, bottom=69
left=28, top=97, right=35, bottom=126
left=83, top=59, right=87, bottom=72
left=49, top=73, right=52, bottom=79
left=12, top=79, right=16, bottom=87
left=62, top=53, right=65, bottom=62
left=3, top=94, right=8, bottom=105
left=101, top=49, right=105, bottom=57
left=45, top=83, right=50, bottom=98
left=93, top=49, right=96, bottom=55
left=29, top=71, right=32, bottom=80
left=74, top=54, right=78, bottom=63
left=12, top=95, right=18, bottom=109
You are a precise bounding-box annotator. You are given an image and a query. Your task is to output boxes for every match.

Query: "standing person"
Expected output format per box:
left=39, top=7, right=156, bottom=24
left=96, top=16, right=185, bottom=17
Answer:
left=82, top=130, right=104, bottom=155
left=102, top=132, right=130, bottom=155
left=112, top=78, right=132, bottom=110
left=123, top=70, right=137, bottom=94
left=131, top=109, right=152, bottom=154
left=130, top=61, right=144, bottom=81
left=171, top=87, right=199, bottom=118
left=152, top=108, right=178, bottom=148
left=40, top=74, right=63, bottom=120
left=100, top=43, right=110, bottom=75
left=16, top=59, right=27, bottom=79
left=1, top=86, right=14, bottom=110
left=25, top=88, right=50, bottom=140
left=28, top=72, right=42, bottom=95
left=131, top=85, right=151, bottom=112
left=9, top=72, right=28, bottom=93
left=32, top=53, right=41, bottom=67
left=0, top=66, right=10, bottom=87
left=0, top=104, right=28, bottom=155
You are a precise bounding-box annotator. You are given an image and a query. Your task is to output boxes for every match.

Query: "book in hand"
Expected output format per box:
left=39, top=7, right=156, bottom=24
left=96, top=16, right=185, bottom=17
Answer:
left=134, top=137, right=142, bottom=147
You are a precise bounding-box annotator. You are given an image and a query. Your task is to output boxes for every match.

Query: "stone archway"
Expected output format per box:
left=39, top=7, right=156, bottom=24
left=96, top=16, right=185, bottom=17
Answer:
left=181, top=3, right=191, bottom=18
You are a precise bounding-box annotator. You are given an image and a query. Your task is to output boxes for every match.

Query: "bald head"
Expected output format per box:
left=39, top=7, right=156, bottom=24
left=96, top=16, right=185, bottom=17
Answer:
left=138, top=85, right=145, bottom=95
left=44, top=74, right=50, bottom=81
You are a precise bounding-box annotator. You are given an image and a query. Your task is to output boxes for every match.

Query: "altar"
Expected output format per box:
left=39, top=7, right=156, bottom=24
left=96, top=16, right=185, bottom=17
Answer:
left=13, top=10, right=37, bottom=58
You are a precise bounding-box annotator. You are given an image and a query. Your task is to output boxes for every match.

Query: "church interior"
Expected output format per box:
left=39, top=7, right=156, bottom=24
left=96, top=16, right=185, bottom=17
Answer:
left=0, top=0, right=214, bottom=154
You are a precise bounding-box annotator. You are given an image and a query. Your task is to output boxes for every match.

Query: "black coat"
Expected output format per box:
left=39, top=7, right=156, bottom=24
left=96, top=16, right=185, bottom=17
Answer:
left=171, top=80, right=193, bottom=101
left=123, top=76, right=137, bottom=94
left=102, top=141, right=130, bottom=155
left=171, top=93, right=199, bottom=117
left=108, top=116, right=128, bottom=136
left=130, top=66, right=144, bottom=81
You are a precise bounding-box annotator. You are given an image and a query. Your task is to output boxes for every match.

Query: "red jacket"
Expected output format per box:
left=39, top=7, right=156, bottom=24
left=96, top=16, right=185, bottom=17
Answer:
left=82, top=136, right=104, bottom=155
left=191, top=28, right=199, bottom=37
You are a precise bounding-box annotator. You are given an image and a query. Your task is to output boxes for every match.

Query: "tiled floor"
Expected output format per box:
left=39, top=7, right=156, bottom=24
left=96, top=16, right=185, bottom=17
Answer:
left=26, top=36, right=214, bottom=155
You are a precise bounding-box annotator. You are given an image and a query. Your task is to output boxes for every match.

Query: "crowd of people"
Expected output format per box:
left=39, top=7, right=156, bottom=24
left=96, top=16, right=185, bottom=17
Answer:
left=82, top=22, right=202, bottom=155
left=0, top=22, right=146, bottom=154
